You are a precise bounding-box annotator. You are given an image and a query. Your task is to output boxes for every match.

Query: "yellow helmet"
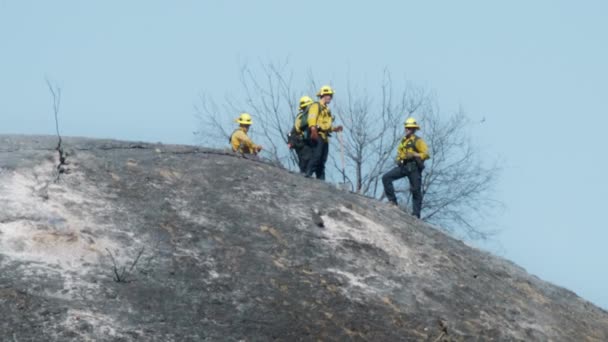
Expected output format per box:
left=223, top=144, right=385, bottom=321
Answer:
left=316, top=85, right=335, bottom=97
left=299, top=96, right=314, bottom=109
left=404, top=117, right=420, bottom=129
left=235, top=112, right=253, bottom=125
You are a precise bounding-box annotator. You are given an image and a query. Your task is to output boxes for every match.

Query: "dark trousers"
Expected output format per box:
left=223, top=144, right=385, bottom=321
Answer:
left=382, top=162, right=423, bottom=218
left=295, top=144, right=312, bottom=173
left=305, top=139, right=328, bottom=180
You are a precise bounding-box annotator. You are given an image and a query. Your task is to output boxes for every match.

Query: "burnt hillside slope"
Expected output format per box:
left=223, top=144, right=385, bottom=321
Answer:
left=1, top=134, right=607, bottom=341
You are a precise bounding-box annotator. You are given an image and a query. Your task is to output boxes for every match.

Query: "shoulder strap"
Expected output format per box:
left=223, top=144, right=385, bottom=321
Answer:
left=306, top=102, right=319, bottom=116
left=293, top=112, right=303, bottom=133
left=401, top=135, right=420, bottom=152
left=299, top=103, right=316, bottom=129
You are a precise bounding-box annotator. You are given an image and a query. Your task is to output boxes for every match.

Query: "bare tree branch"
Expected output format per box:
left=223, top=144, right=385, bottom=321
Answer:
left=45, top=78, right=68, bottom=181
left=194, top=63, right=502, bottom=239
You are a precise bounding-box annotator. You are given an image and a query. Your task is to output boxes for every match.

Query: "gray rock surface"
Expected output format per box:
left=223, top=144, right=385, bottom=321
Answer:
left=1, top=134, right=607, bottom=341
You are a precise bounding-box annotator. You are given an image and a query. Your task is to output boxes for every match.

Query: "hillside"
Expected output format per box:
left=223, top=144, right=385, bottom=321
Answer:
left=1, top=134, right=607, bottom=341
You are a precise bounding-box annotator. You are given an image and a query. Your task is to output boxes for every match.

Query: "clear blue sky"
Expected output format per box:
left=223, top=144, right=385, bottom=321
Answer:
left=2, top=1, right=607, bottom=309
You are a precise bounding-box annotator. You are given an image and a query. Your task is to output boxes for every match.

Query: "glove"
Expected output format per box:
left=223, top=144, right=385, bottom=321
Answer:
left=310, top=127, right=319, bottom=141
left=333, top=125, right=343, bottom=132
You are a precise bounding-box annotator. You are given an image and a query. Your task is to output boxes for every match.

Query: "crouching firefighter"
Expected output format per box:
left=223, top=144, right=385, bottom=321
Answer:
left=287, top=96, right=314, bottom=173
left=382, top=117, right=429, bottom=218
left=230, top=113, right=263, bottom=155
left=304, top=85, right=343, bottom=179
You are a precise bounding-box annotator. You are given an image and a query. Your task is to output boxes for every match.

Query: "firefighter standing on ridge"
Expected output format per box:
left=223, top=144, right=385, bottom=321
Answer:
left=230, top=113, right=263, bottom=155
left=305, top=85, right=343, bottom=179
left=382, top=117, right=429, bottom=218
left=287, top=96, right=314, bottom=173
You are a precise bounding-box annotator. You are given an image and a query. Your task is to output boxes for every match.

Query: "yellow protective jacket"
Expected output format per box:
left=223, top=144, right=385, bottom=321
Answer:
left=230, top=127, right=259, bottom=154
left=396, top=134, right=430, bottom=162
left=306, top=102, right=334, bottom=141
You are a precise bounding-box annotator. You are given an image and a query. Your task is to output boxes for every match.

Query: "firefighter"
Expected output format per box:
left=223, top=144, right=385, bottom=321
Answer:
left=304, top=85, right=343, bottom=179
left=287, top=96, right=314, bottom=173
left=382, top=117, right=429, bottom=218
left=230, top=113, right=262, bottom=155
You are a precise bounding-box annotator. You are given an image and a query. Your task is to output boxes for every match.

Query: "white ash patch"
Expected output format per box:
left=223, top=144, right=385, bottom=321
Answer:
left=326, top=268, right=377, bottom=293
left=48, top=271, right=104, bottom=302
left=0, top=159, right=136, bottom=299
left=515, top=320, right=553, bottom=340
left=320, top=206, right=411, bottom=263
left=199, top=256, right=228, bottom=283
left=0, top=219, right=117, bottom=268
left=248, top=189, right=274, bottom=199
left=0, top=162, right=121, bottom=268
left=178, top=208, right=211, bottom=227
left=173, top=244, right=205, bottom=263
left=61, top=308, right=138, bottom=341
left=171, top=197, right=212, bottom=227
left=320, top=206, right=416, bottom=299
left=326, top=268, right=402, bottom=299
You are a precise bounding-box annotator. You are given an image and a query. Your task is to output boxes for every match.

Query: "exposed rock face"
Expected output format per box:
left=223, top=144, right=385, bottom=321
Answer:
left=1, top=134, right=607, bottom=341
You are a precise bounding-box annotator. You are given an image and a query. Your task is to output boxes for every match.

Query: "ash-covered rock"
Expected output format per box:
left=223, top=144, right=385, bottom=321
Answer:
left=1, top=134, right=607, bottom=341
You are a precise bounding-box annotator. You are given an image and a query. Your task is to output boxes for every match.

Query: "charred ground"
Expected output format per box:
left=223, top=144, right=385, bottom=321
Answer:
left=1, top=135, right=607, bottom=341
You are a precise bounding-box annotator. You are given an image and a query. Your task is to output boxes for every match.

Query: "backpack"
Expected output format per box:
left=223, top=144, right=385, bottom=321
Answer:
left=295, top=102, right=316, bottom=133
left=287, top=127, right=304, bottom=149
left=286, top=103, right=317, bottom=148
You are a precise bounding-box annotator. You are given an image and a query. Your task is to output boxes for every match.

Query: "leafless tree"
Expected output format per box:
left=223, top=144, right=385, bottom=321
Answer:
left=45, top=78, right=62, bottom=145
left=45, top=78, right=68, bottom=181
left=331, top=70, right=430, bottom=195
left=401, top=107, right=501, bottom=239
left=194, top=62, right=501, bottom=239
left=332, top=73, right=500, bottom=239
